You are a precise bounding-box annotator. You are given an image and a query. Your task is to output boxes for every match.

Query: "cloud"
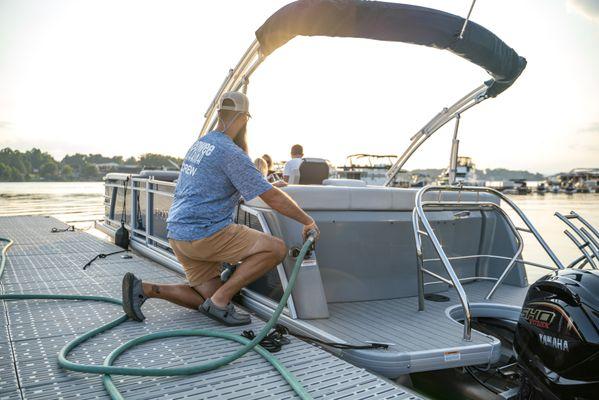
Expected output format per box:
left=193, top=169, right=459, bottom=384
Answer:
left=577, top=122, right=599, bottom=134
left=0, top=121, right=12, bottom=135
left=567, top=0, right=599, bottom=22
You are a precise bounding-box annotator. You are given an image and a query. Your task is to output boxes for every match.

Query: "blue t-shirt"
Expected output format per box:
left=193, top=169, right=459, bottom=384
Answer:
left=167, top=131, right=273, bottom=241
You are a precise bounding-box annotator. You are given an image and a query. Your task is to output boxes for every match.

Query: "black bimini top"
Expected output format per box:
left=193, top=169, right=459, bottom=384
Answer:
left=256, top=0, right=527, bottom=97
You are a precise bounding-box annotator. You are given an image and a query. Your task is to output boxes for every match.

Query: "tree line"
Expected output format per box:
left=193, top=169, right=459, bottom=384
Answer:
left=0, top=148, right=183, bottom=182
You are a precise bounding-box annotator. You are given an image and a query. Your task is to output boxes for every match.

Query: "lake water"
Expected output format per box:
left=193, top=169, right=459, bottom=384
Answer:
left=1, top=181, right=598, bottom=279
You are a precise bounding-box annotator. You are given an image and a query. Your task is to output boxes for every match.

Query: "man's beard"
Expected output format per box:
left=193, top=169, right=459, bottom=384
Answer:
left=233, top=125, right=248, bottom=153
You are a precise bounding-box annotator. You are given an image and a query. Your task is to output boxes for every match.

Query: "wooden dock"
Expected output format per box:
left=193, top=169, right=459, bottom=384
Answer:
left=0, top=216, right=426, bottom=400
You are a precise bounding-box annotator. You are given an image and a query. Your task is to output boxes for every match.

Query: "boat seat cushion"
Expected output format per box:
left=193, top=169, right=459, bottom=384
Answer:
left=322, top=178, right=367, bottom=187
left=246, top=185, right=498, bottom=211
left=298, top=158, right=330, bottom=185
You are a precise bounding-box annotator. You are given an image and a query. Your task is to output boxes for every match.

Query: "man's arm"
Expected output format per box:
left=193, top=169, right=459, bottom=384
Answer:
left=259, top=188, right=319, bottom=240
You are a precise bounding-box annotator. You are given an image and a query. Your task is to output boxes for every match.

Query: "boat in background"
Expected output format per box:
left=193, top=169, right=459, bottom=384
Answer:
left=337, top=154, right=409, bottom=186
left=504, top=179, right=531, bottom=195
left=565, top=182, right=576, bottom=195
left=551, top=185, right=561, bottom=193
left=437, top=156, right=482, bottom=186
left=556, top=168, right=599, bottom=193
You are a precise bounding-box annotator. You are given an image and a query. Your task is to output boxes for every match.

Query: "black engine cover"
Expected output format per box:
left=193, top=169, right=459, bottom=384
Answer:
left=514, top=269, right=599, bottom=400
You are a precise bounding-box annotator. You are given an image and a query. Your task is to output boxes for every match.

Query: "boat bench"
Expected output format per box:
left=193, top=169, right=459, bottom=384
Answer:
left=245, top=185, right=527, bottom=320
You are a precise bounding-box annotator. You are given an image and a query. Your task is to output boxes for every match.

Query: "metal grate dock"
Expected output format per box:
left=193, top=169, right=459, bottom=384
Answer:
left=0, top=216, right=426, bottom=400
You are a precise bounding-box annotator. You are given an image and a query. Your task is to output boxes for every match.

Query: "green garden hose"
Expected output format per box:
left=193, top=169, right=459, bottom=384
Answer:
left=0, top=235, right=315, bottom=400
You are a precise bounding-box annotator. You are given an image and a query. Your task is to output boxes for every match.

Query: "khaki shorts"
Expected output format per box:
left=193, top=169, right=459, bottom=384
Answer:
left=169, top=224, right=266, bottom=287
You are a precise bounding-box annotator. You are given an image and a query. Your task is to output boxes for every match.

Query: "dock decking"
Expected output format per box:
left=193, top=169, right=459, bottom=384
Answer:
left=0, top=216, right=425, bottom=400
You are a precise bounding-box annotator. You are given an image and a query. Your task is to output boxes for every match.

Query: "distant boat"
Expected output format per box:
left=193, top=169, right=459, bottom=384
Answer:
left=410, top=173, right=432, bottom=188
left=337, top=154, right=406, bottom=186
left=505, top=179, right=531, bottom=195
left=564, top=183, right=576, bottom=195
left=586, top=179, right=599, bottom=193
left=437, top=156, right=482, bottom=186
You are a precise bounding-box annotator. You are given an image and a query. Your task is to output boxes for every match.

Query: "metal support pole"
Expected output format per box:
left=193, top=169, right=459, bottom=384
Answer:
left=459, top=0, right=477, bottom=39
left=448, top=114, right=461, bottom=185
left=412, top=208, right=426, bottom=311
left=414, top=190, right=472, bottom=341
left=385, top=84, right=488, bottom=186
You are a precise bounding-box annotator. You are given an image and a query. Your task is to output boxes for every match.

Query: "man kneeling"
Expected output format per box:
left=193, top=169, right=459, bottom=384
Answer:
left=121, top=91, right=319, bottom=326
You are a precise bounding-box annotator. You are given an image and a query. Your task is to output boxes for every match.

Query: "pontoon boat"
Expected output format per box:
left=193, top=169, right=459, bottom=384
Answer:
left=97, top=1, right=599, bottom=399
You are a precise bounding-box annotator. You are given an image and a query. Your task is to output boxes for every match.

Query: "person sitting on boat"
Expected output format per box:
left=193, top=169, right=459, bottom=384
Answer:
left=262, top=153, right=284, bottom=183
left=254, top=157, right=268, bottom=176
left=254, top=157, right=286, bottom=187
left=261, top=154, right=276, bottom=176
left=121, top=91, right=319, bottom=326
left=283, top=144, right=304, bottom=183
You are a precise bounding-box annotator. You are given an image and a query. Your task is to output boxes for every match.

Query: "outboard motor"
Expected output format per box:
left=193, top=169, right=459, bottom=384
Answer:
left=514, top=269, right=599, bottom=400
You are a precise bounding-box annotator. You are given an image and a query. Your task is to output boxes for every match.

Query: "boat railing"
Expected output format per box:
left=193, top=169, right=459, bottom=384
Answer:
left=412, top=185, right=564, bottom=341
left=556, top=211, right=599, bottom=269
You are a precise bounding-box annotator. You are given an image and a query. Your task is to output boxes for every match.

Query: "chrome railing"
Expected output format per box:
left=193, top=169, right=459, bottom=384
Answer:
left=556, top=211, right=599, bottom=269
left=412, top=185, right=564, bottom=341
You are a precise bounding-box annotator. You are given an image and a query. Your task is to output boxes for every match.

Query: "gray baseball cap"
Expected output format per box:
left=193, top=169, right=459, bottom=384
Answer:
left=218, top=91, right=251, bottom=117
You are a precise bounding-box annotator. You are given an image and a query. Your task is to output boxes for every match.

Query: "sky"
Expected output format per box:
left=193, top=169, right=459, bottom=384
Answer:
left=0, top=0, right=598, bottom=174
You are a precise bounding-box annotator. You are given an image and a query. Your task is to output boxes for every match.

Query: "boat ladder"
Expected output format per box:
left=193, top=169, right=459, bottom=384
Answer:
left=555, top=211, right=599, bottom=269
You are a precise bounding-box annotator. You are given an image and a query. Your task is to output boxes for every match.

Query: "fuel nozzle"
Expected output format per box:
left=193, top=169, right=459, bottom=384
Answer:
left=289, top=244, right=315, bottom=259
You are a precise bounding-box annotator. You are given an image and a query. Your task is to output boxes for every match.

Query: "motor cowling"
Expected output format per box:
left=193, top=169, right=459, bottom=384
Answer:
left=514, top=269, right=599, bottom=400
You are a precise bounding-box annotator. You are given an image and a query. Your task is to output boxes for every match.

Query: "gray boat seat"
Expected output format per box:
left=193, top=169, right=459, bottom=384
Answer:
left=244, top=185, right=522, bottom=311
left=322, top=178, right=367, bottom=187
left=246, top=185, right=498, bottom=211
left=297, top=158, right=331, bottom=185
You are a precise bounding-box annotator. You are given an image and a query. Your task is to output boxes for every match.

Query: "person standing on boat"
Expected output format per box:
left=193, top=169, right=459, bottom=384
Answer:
left=283, top=144, right=304, bottom=183
left=121, top=91, right=319, bottom=326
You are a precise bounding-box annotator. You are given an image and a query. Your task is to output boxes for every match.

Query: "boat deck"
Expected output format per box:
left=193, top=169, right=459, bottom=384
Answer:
left=0, top=216, right=426, bottom=400
left=274, top=274, right=530, bottom=377
left=311, top=280, right=527, bottom=353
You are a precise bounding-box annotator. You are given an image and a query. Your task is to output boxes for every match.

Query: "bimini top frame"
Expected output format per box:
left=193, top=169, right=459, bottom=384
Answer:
left=199, top=0, right=527, bottom=157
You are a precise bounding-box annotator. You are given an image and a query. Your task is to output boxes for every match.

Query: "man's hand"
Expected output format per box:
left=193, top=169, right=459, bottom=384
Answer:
left=302, top=220, right=320, bottom=241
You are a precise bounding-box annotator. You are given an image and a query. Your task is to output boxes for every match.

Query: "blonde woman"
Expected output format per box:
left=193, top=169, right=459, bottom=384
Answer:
left=253, top=157, right=268, bottom=177
left=254, top=157, right=287, bottom=187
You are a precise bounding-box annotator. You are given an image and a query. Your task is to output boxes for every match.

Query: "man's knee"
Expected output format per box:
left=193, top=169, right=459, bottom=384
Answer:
left=270, top=237, right=287, bottom=263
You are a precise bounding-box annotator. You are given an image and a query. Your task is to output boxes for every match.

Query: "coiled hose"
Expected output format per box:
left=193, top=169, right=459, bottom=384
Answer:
left=0, top=235, right=315, bottom=400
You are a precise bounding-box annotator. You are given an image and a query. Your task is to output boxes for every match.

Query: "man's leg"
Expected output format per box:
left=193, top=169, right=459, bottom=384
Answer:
left=209, top=235, right=286, bottom=308
left=140, top=277, right=220, bottom=310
